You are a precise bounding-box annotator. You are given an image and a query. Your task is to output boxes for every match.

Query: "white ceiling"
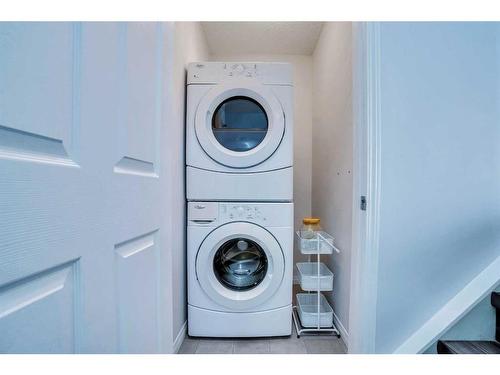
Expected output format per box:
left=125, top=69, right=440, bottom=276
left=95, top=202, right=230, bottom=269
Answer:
left=201, top=22, right=324, bottom=56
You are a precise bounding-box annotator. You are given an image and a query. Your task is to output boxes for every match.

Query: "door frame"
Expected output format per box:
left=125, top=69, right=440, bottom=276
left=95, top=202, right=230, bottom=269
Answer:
left=348, top=22, right=382, bottom=354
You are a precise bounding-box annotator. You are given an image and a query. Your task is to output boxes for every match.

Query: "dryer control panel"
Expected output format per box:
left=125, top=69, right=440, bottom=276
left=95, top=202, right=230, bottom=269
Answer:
left=187, top=62, right=293, bottom=86
left=188, top=202, right=293, bottom=227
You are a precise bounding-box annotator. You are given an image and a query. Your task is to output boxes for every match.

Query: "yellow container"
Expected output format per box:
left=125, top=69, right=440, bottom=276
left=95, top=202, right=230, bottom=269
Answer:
left=300, top=217, right=321, bottom=239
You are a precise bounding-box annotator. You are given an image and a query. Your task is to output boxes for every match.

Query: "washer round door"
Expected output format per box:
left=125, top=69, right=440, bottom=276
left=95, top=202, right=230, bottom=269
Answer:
left=195, top=82, right=285, bottom=168
left=196, top=222, right=285, bottom=310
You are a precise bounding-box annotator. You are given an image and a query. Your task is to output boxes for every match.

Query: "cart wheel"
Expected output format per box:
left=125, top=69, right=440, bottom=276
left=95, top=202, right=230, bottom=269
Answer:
left=297, top=334, right=300, bottom=338
left=336, top=333, right=341, bottom=338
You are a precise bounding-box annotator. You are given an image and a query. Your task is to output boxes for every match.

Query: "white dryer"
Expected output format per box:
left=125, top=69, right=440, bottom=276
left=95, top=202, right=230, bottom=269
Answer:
left=187, top=201, right=293, bottom=337
left=186, top=62, right=293, bottom=202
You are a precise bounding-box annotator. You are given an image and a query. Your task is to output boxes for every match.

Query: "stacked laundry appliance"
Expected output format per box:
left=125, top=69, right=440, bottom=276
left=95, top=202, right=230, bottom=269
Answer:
left=186, top=62, right=294, bottom=337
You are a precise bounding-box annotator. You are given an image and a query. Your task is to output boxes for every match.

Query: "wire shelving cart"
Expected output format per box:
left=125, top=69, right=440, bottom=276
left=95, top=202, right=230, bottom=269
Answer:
left=292, top=231, right=341, bottom=338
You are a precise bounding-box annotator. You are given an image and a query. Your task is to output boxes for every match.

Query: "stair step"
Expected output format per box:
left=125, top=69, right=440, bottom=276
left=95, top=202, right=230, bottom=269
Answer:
left=491, top=292, right=500, bottom=310
left=494, top=292, right=500, bottom=342
left=437, top=340, right=500, bottom=354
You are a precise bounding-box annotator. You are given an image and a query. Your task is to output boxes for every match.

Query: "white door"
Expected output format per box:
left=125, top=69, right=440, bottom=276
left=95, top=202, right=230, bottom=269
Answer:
left=195, top=222, right=284, bottom=310
left=0, top=22, right=172, bottom=353
left=194, top=82, right=285, bottom=168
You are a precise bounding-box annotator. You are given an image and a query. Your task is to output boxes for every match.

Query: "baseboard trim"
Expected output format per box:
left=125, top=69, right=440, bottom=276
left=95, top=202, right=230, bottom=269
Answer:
left=173, top=321, right=187, bottom=354
left=333, top=309, right=349, bottom=349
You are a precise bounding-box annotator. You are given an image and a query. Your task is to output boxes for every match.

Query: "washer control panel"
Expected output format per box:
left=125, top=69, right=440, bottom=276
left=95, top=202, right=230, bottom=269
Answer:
left=220, top=203, right=267, bottom=223
left=188, top=202, right=293, bottom=227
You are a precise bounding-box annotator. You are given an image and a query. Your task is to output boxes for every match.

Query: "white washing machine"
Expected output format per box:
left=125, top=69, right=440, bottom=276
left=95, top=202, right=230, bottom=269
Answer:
left=186, top=62, right=293, bottom=202
left=187, top=201, right=293, bottom=337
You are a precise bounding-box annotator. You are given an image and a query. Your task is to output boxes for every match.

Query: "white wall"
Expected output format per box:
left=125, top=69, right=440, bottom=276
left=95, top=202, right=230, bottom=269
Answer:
left=169, top=22, right=209, bottom=349
left=373, top=22, right=500, bottom=353
left=208, top=53, right=314, bottom=264
left=311, top=22, right=353, bottom=338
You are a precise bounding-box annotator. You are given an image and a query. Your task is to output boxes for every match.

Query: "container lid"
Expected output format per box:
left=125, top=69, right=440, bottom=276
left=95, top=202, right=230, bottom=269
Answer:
left=303, top=217, right=320, bottom=225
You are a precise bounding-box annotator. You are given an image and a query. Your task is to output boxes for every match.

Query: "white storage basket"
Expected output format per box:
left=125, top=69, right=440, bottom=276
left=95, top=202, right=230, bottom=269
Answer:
left=296, top=231, right=335, bottom=254
left=296, top=293, right=333, bottom=328
left=296, top=262, right=334, bottom=291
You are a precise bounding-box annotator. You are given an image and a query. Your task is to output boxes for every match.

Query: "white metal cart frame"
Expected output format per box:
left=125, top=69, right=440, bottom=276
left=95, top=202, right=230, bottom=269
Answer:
left=292, top=231, right=341, bottom=338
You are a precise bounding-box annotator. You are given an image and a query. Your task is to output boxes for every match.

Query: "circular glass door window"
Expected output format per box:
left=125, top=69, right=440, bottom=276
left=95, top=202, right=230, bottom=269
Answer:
left=213, top=238, right=268, bottom=291
left=212, top=96, right=268, bottom=152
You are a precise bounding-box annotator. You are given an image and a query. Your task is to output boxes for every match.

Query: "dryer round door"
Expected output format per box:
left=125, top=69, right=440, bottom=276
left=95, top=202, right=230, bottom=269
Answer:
left=195, top=82, right=285, bottom=168
left=196, top=222, right=285, bottom=310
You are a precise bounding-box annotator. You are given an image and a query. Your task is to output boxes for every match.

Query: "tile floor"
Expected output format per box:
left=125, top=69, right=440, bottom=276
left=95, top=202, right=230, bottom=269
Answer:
left=178, top=324, right=347, bottom=354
